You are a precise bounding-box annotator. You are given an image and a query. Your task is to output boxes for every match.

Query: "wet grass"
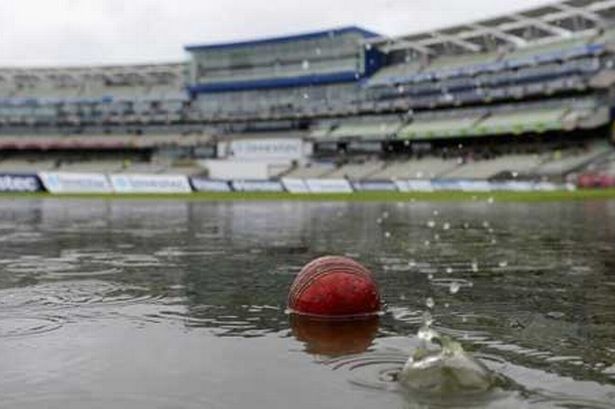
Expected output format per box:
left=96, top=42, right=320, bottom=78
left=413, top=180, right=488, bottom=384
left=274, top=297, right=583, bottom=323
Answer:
left=1, top=189, right=615, bottom=202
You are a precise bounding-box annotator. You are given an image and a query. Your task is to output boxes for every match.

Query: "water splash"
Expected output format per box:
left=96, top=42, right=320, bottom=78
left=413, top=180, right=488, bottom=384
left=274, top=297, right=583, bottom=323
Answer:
left=399, top=327, right=495, bottom=394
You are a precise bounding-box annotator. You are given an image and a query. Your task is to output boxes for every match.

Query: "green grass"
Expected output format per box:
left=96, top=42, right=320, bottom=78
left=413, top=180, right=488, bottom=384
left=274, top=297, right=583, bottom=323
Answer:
left=1, top=189, right=615, bottom=202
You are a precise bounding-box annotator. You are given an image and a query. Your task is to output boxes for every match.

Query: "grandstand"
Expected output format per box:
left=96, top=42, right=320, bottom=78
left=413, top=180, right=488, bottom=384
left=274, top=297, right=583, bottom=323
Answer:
left=0, top=0, right=613, bottom=184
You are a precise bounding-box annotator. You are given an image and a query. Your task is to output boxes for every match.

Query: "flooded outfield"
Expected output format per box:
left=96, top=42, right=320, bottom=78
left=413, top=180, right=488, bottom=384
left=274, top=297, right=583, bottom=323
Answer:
left=0, top=199, right=614, bottom=408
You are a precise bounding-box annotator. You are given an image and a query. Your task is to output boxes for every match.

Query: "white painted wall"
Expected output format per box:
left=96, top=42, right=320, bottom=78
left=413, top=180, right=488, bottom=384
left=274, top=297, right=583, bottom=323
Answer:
left=200, top=159, right=292, bottom=180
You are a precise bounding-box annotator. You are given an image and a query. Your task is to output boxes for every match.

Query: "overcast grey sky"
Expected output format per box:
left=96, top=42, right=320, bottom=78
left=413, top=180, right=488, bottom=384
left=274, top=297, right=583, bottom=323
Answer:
left=0, top=0, right=555, bottom=67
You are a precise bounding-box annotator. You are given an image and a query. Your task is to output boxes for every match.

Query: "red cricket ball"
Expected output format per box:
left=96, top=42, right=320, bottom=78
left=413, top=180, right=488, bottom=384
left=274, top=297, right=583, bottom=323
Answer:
left=288, top=256, right=381, bottom=318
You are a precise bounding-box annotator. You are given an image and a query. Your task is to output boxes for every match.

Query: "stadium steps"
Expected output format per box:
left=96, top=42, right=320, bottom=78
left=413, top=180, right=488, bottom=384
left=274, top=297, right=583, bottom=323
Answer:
left=367, top=158, right=459, bottom=180
left=590, top=70, right=615, bottom=88
left=397, top=113, right=486, bottom=140
left=529, top=143, right=614, bottom=178
left=162, top=167, right=206, bottom=176
left=329, top=120, right=404, bottom=140
left=118, top=163, right=169, bottom=174
left=59, top=161, right=125, bottom=173
left=0, top=159, right=58, bottom=172
left=473, top=107, right=569, bottom=136
left=578, top=152, right=615, bottom=174
left=324, top=160, right=386, bottom=180
left=284, top=163, right=337, bottom=179
left=441, top=154, right=544, bottom=180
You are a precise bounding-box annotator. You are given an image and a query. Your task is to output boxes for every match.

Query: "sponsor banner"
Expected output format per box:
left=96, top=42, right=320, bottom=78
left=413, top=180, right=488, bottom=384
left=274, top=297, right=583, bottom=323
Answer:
left=486, top=181, right=575, bottom=192
left=431, top=180, right=464, bottom=191
left=457, top=180, right=493, bottom=192
left=564, top=183, right=577, bottom=192
left=190, top=178, right=232, bottom=192
left=281, top=178, right=310, bottom=194
left=532, top=182, right=558, bottom=192
left=352, top=180, right=398, bottom=192
left=305, top=179, right=354, bottom=194
left=39, top=172, right=112, bottom=194
left=110, top=174, right=192, bottom=194
left=490, top=181, right=535, bottom=192
left=533, top=182, right=576, bottom=192
left=231, top=180, right=285, bottom=192
left=223, top=138, right=309, bottom=160
left=0, top=174, right=43, bottom=192
left=394, top=180, right=434, bottom=192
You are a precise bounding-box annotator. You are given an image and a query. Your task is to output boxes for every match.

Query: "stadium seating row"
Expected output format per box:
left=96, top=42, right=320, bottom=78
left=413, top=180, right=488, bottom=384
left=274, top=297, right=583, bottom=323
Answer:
left=310, top=98, right=608, bottom=141
left=368, top=30, right=610, bottom=87
left=288, top=141, right=612, bottom=181
left=0, top=22, right=610, bottom=128
left=0, top=157, right=205, bottom=176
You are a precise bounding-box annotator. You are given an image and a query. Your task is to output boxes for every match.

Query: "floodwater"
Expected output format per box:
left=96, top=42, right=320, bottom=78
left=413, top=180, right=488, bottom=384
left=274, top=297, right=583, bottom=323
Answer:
left=0, top=199, right=614, bottom=409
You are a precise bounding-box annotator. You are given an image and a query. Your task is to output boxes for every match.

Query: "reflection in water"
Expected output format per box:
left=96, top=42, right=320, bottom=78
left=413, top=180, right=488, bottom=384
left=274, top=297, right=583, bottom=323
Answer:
left=291, top=315, right=379, bottom=357
left=0, top=199, right=614, bottom=408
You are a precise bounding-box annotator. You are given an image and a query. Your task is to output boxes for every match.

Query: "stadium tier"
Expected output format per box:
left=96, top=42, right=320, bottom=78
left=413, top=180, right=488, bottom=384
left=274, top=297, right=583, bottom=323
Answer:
left=0, top=0, right=614, bottom=184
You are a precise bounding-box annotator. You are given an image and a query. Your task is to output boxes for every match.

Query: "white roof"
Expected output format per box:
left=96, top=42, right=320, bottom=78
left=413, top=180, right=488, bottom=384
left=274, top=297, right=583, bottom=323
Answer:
left=366, top=0, right=615, bottom=55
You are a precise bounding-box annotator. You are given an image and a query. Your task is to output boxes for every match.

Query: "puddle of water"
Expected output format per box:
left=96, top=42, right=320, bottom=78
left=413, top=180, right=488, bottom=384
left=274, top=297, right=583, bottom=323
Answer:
left=0, top=200, right=614, bottom=408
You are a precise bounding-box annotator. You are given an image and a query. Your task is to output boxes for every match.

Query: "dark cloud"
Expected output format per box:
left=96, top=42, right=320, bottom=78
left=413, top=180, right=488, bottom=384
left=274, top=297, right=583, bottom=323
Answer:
left=0, top=0, right=553, bottom=67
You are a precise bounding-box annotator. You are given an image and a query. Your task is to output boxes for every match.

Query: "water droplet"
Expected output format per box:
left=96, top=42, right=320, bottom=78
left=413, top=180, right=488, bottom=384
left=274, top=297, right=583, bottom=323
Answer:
left=491, top=239, right=497, bottom=245
left=384, top=232, right=391, bottom=239
left=302, top=60, right=310, bottom=70
left=446, top=267, right=453, bottom=274
left=498, top=261, right=508, bottom=268
left=463, top=222, right=470, bottom=229
left=427, top=274, right=434, bottom=280
left=421, top=312, right=434, bottom=329
left=482, top=221, right=490, bottom=228
left=443, top=223, right=451, bottom=231
left=434, top=234, right=440, bottom=241
left=426, top=297, right=435, bottom=309
left=444, top=303, right=450, bottom=308
left=427, top=220, right=436, bottom=228
left=424, top=240, right=431, bottom=247
left=433, top=210, right=439, bottom=217
left=382, top=211, right=389, bottom=219
left=400, top=294, right=407, bottom=301
left=376, top=218, right=383, bottom=224
left=471, top=262, right=479, bottom=272
left=487, top=197, right=495, bottom=204
left=450, top=282, right=461, bottom=294
left=408, top=260, right=416, bottom=267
